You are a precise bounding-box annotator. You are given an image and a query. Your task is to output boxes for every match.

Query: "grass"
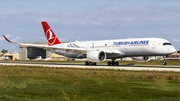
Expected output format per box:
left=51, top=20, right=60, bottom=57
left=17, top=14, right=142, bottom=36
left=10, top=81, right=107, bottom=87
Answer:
left=0, top=65, right=180, bottom=100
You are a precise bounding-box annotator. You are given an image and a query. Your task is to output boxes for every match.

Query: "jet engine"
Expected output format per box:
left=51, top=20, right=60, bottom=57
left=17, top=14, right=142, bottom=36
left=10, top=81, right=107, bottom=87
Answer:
left=87, top=51, right=106, bottom=62
left=131, top=56, right=151, bottom=62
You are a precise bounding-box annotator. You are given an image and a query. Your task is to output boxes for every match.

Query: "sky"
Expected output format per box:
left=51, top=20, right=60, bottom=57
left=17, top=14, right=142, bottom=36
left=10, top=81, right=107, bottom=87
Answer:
left=0, top=0, right=180, bottom=52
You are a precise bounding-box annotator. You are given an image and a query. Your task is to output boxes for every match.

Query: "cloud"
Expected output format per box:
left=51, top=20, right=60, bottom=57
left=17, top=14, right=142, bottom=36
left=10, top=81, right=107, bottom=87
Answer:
left=76, top=37, right=81, bottom=40
left=11, top=36, right=20, bottom=42
left=14, top=2, right=24, bottom=9
left=0, top=36, right=4, bottom=41
left=5, top=34, right=13, bottom=39
left=172, top=39, right=180, bottom=42
left=1, top=5, right=180, bottom=27
left=59, top=37, right=68, bottom=42
left=126, top=37, right=136, bottom=39
left=0, top=34, right=19, bottom=42
left=38, top=37, right=46, bottom=40
left=30, top=6, right=180, bottom=25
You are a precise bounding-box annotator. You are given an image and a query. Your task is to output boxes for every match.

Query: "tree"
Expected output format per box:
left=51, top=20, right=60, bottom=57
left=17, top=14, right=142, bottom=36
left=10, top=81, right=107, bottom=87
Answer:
left=1, top=49, right=8, bottom=54
left=177, top=50, right=180, bottom=53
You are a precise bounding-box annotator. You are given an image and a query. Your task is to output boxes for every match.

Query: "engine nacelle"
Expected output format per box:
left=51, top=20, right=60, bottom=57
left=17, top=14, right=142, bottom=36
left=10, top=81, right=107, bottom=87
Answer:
left=87, top=51, right=106, bottom=62
left=131, top=56, right=151, bottom=62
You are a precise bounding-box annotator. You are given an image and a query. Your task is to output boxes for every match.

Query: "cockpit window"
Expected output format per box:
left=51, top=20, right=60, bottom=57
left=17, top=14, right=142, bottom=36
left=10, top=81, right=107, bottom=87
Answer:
left=163, top=43, right=172, bottom=45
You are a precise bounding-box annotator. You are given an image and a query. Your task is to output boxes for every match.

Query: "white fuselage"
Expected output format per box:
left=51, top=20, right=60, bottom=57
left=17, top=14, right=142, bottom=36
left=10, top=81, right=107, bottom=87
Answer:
left=53, top=38, right=176, bottom=59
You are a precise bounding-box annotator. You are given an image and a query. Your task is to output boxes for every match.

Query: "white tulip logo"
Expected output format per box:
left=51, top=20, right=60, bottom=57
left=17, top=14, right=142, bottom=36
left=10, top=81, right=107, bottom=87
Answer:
left=46, top=28, right=56, bottom=45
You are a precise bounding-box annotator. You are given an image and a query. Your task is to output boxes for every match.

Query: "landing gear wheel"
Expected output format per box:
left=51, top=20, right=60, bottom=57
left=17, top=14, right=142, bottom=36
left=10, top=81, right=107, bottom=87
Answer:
left=89, top=62, right=92, bottom=65
left=107, top=60, right=119, bottom=66
left=85, top=61, right=96, bottom=65
left=115, top=61, right=119, bottom=66
left=112, top=61, right=115, bottom=66
left=108, top=61, right=111, bottom=66
left=92, top=62, right=97, bottom=65
left=163, top=61, right=167, bottom=65
left=85, top=61, right=89, bottom=65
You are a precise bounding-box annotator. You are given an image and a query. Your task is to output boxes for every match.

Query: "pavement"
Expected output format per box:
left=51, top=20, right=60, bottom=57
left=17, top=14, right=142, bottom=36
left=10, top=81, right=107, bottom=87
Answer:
left=0, top=62, right=180, bottom=72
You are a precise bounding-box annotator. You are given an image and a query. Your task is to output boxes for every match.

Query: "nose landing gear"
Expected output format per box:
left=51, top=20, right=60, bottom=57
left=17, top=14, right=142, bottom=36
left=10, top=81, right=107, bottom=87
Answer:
left=162, top=56, right=167, bottom=65
left=163, top=61, right=167, bottom=65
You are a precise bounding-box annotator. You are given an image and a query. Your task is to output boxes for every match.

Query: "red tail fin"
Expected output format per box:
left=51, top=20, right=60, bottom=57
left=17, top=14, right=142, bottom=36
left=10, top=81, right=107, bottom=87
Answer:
left=41, top=21, right=61, bottom=46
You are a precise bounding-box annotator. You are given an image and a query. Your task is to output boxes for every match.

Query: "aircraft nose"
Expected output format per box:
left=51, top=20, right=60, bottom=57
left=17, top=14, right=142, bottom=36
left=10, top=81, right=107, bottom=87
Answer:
left=170, top=46, right=176, bottom=53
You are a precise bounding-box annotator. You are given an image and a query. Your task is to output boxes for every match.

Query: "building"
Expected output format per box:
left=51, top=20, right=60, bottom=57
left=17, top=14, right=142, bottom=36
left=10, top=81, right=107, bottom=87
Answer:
left=4, top=52, right=19, bottom=60
left=19, top=42, right=50, bottom=60
left=166, top=53, right=180, bottom=60
left=19, top=42, right=68, bottom=61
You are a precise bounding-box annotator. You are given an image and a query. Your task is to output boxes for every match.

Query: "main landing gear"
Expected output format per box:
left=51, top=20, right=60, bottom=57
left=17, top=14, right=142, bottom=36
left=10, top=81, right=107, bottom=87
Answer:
left=162, top=56, right=167, bottom=65
left=85, top=61, right=97, bottom=65
left=85, top=60, right=119, bottom=66
left=108, top=60, right=119, bottom=66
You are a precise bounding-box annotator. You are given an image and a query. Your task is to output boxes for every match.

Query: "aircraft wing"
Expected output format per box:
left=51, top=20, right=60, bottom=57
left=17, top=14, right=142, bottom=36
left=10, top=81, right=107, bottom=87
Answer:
left=19, top=43, right=122, bottom=54
left=20, top=43, right=87, bottom=52
left=3, top=35, right=122, bottom=55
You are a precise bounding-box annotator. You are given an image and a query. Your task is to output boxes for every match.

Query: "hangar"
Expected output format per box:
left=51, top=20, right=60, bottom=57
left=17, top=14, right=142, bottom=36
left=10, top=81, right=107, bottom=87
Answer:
left=19, top=42, right=68, bottom=60
left=19, top=42, right=51, bottom=60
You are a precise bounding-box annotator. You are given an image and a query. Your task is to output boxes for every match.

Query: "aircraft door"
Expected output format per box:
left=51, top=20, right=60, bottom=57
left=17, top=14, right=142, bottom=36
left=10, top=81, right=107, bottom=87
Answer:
left=85, top=43, right=94, bottom=50
left=124, top=44, right=128, bottom=50
left=152, top=40, right=156, bottom=49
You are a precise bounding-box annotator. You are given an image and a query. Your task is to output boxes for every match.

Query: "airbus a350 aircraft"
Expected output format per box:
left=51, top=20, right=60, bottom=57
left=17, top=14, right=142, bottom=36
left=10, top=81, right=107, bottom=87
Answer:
left=3, top=21, right=176, bottom=65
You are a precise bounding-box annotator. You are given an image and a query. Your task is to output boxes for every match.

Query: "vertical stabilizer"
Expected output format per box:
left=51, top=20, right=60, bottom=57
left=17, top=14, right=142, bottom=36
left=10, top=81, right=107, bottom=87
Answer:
left=41, top=21, right=61, bottom=46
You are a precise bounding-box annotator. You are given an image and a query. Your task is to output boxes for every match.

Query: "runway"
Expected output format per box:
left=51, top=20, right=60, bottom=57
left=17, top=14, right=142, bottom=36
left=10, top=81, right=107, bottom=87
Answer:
left=0, top=62, right=180, bottom=72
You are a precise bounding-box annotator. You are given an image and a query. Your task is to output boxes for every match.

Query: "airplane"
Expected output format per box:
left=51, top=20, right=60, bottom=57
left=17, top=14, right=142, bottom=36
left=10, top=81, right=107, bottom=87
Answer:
left=3, top=21, right=176, bottom=65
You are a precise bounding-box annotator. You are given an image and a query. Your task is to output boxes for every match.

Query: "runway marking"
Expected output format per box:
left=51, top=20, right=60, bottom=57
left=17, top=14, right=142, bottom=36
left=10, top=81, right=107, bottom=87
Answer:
left=0, top=62, right=180, bottom=72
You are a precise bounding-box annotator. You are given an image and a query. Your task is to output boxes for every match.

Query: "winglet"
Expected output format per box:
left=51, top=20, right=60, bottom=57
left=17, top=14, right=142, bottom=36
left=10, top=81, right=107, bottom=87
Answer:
left=41, top=21, right=61, bottom=46
left=3, top=35, right=17, bottom=44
